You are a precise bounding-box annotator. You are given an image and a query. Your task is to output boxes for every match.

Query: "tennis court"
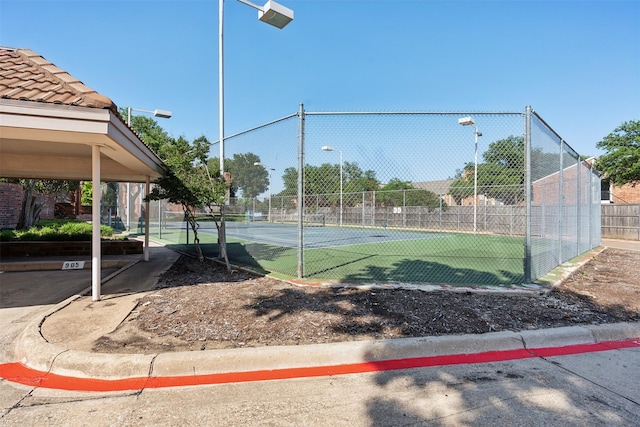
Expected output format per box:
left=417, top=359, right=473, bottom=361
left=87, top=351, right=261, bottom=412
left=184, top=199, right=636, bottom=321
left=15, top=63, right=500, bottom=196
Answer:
left=156, top=217, right=526, bottom=287
left=205, top=220, right=446, bottom=249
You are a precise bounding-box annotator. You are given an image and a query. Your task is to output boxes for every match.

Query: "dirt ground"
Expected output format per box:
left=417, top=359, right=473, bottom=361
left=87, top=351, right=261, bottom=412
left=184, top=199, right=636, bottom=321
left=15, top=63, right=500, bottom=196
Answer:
left=93, top=248, right=640, bottom=354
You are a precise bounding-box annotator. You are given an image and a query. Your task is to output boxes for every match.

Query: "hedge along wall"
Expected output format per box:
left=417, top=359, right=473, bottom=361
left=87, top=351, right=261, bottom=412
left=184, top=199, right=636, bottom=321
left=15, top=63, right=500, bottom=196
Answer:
left=0, top=182, right=56, bottom=229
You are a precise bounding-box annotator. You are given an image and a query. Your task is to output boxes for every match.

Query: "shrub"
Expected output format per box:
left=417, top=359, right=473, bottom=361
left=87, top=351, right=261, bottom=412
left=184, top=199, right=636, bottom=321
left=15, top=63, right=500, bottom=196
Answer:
left=100, top=224, right=114, bottom=238
left=35, top=226, right=59, bottom=241
left=0, top=229, right=17, bottom=241
left=58, top=221, right=92, bottom=239
left=0, top=221, right=120, bottom=242
left=16, top=231, right=41, bottom=241
left=33, top=219, right=70, bottom=229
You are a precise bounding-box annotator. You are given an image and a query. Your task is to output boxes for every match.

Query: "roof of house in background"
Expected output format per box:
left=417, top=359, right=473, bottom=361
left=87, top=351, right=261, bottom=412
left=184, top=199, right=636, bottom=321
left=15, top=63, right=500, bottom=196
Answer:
left=0, top=47, right=116, bottom=112
left=412, top=179, right=454, bottom=195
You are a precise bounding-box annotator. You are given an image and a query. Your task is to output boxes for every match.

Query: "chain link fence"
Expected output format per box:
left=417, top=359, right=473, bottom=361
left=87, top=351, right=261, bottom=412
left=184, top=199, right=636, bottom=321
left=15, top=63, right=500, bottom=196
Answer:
left=528, top=111, right=601, bottom=279
left=116, top=106, right=601, bottom=287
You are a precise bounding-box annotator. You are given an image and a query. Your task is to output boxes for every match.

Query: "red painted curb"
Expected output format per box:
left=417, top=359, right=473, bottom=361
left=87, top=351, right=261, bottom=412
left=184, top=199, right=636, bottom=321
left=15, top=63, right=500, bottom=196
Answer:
left=1, top=338, right=638, bottom=392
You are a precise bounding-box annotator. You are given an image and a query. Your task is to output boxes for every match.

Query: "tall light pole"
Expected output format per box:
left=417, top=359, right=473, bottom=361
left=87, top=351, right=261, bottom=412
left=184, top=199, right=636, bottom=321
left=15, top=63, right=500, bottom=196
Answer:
left=321, top=145, right=343, bottom=227
left=219, top=0, right=294, bottom=177
left=125, top=107, right=172, bottom=231
left=458, top=116, right=482, bottom=234
left=219, top=0, right=294, bottom=253
left=254, top=162, right=274, bottom=222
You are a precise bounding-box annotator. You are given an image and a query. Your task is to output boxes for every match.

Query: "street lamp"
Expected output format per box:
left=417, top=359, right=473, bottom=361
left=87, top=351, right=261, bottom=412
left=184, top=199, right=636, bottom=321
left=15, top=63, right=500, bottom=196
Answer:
left=126, top=107, right=172, bottom=125
left=125, top=106, right=172, bottom=237
left=458, top=116, right=482, bottom=234
left=321, top=145, right=343, bottom=227
left=125, top=107, right=172, bottom=261
left=218, top=0, right=294, bottom=177
left=254, top=161, right=274, bottom=222
left=219, top=0, right=294, bottom=253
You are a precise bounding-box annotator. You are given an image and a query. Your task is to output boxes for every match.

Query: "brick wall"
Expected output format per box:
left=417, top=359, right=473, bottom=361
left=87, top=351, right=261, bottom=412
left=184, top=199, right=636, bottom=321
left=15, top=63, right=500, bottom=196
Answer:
left=37, top=193, right=56, bottom=220
left=0, top=182, right=56, bottom=229
left=0, top=182, right=23, bottom=229
left=611, top=183, right=640, bottom=204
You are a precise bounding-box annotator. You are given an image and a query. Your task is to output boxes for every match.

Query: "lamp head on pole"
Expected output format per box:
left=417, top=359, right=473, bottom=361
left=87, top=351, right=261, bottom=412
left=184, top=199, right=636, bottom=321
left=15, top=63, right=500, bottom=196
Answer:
left=127, top=107, right=172, bottom=124
left=458, top=117, right=475, bottom=126
left=254, top=161, right=274, bottom=171
left=458, top=116, right=482, bottom=136
left=153, top=109, right=172, bottom=119
left=258, top=0, right=294, bottom=29
left=321, top=145, right=334, bottom=152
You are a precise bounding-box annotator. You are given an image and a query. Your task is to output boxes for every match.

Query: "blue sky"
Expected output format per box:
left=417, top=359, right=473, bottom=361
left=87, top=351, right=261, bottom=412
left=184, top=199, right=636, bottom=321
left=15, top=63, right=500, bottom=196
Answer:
left=1, top=0, right=638, bottom=194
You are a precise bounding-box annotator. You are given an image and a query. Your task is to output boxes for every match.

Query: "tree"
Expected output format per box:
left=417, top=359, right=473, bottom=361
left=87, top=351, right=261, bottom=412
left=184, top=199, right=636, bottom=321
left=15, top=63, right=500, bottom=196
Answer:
left=81, top=181, right=93, bottom=205
left=1, top=179, right=77, bottom=229
left=595, top=120, right=640, bottom=187
left=278, top=167, right=297, bottom=194
left=448, top=166, right=474, bottom=205
left=118, top=107, right=170, bottom=154
left=449, top=135, right=526, bottom=205
left=342, top=162, right=379, bottom=195
left=147, top=135, right=231, bottom=266
left=209, top=153, right=268, bottom=199
left=377, top=178, right=444, bottom=210
left=277, top=161, right=379, bottom=205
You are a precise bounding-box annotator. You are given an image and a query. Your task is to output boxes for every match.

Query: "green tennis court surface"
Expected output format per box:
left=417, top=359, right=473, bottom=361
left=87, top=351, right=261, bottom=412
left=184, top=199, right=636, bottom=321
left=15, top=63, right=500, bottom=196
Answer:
left=152, top=220, right=526, bottom=287
left=207, top=221, right=446, bottom=249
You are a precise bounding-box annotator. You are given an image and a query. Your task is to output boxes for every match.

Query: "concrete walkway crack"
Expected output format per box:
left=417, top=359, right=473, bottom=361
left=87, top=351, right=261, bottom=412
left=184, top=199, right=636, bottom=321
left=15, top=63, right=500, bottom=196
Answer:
left=520, top=334, right=640, bottom=407
left=539, top=355, right=640, bottom=407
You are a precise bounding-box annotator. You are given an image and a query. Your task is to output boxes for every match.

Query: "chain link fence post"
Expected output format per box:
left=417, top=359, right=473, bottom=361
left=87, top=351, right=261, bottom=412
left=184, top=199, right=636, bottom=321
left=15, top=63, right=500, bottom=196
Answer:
left=524, top=105, right=533, bottom=284
left=297, top=103, right=305, bottom=279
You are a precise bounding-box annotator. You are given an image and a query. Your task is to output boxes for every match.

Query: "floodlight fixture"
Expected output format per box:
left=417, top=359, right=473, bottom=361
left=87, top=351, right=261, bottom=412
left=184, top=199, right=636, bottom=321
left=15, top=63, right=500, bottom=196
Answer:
left=254, top=161, right=274, bottom=169
left=259, top=0, right=294, bottom=29
left=237, top=0, right=294, bottom=29
left=458, top=117, right=475, bottom=126
left=127, top=107, right=172, bottom=125
left=153, top=109, right=172, bottom=119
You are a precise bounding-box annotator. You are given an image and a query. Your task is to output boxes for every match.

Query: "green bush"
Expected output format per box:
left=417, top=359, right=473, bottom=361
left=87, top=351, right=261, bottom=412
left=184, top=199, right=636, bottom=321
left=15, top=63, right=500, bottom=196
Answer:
left=35, top=226, right=59, bottom=241
left=100, top=224, right=114, bottom=238
left=58, top=221, right=90, bottom=237
left=33, top=219, right=70, bottom=229
left=16, top=231, right=41, bottom=241
left=0, top=229, right=17, bottom=241
left=0, top=221, right=120, bottom=242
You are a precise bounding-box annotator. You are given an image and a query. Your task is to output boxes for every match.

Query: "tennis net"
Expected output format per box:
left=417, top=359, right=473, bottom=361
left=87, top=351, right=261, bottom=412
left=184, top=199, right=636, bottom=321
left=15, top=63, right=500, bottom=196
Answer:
left=162, top=211, right=325, bottom=230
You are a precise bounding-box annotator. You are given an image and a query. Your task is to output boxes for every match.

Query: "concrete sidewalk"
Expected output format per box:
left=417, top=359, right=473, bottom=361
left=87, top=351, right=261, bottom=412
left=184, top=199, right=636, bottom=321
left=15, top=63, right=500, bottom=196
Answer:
left=2, top=239, right=639, bottom=389
left=602, top=238, right=640, bottom=251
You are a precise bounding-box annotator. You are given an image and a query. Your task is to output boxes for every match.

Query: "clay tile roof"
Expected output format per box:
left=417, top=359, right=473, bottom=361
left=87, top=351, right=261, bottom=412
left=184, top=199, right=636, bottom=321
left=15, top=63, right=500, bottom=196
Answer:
left=0, top=47, right=117, bottom=112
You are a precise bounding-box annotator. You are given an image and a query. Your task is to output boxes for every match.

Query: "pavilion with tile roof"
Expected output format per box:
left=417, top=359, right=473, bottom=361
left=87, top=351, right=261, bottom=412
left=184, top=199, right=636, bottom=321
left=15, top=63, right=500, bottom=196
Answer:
left=0, top=47, right=166, bottom=301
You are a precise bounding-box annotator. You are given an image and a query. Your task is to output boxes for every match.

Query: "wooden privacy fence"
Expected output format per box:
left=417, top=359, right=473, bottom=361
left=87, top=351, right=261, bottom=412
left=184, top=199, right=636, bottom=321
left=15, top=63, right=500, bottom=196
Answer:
left=601, top=204, right=640, bottom=240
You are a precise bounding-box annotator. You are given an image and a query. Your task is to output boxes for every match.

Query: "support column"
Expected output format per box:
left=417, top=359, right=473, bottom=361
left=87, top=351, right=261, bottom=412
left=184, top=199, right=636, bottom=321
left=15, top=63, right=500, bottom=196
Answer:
left=144, top=176, right=150, bottom=261
left=126, top=182, right=131, bottom=231
left=91, top=145, right=101, bottom=301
